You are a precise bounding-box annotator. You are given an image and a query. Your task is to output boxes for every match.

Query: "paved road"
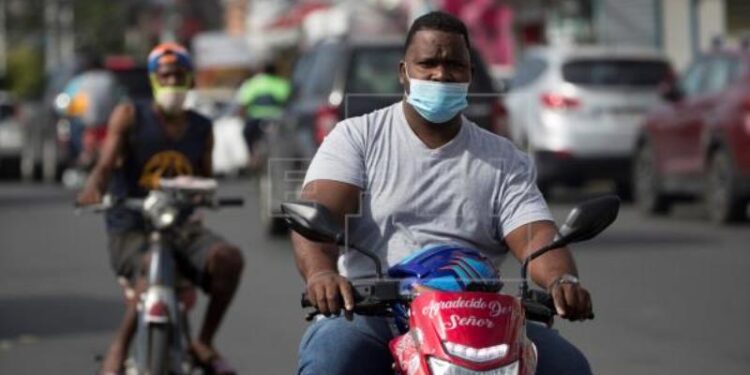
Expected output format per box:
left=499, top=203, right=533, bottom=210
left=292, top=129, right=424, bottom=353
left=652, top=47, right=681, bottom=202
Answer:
left=0, top=180, right=748, bottom=374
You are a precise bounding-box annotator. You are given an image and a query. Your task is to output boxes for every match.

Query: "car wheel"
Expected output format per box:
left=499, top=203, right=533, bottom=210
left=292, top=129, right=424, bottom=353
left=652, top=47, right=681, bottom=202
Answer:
left=634, top=144, right=671, bottom=215
left=705, top=149, right=747, bottom=224
left=615, top=180, right=634, bottom=202
left=0, top=157, right=21, bottom=179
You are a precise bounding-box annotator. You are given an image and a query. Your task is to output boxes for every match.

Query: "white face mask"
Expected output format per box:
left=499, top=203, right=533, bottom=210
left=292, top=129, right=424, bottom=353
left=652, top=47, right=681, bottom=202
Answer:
left=154, top=87, right=188, bottom=114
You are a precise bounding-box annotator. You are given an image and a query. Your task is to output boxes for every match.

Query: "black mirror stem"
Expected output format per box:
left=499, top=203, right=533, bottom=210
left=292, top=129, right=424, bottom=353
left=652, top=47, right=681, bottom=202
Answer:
left=347, top=242, right=384, bottom=279
left=519, top=239, right=566, bottom=298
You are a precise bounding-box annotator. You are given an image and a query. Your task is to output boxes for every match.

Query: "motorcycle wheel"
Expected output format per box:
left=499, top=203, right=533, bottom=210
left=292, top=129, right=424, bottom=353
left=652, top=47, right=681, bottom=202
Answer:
left=147, top=324, right=170, bottom=375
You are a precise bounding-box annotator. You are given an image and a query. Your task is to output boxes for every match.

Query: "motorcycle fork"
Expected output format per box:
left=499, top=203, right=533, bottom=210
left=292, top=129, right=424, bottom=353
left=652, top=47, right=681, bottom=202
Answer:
left=134, top=231, right=188, bottom=372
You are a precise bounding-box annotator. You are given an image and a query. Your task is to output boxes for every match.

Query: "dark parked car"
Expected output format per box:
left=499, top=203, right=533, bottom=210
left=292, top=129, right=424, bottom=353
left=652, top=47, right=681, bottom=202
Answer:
left=259, top=36, right=508, bottom=233
left=634, top=44, right=750, bottom=223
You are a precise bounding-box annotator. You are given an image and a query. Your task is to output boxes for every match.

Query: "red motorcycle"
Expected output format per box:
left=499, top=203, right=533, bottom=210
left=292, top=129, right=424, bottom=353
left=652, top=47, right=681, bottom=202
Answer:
left=282, top=195, right=619, bottom=375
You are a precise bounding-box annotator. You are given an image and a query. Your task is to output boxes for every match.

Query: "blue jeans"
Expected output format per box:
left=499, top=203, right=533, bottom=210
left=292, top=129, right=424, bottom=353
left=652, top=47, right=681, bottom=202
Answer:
left=298, top=315, right=592, bottom=375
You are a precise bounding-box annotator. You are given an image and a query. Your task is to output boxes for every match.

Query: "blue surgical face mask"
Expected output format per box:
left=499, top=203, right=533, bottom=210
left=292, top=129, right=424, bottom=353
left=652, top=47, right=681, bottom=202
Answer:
left=405, top=66, right=469, bottom=124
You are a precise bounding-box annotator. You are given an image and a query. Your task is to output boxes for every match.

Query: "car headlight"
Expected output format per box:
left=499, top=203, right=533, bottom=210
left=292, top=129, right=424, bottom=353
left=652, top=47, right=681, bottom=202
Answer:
left=428, top=357, right=519, bottom=375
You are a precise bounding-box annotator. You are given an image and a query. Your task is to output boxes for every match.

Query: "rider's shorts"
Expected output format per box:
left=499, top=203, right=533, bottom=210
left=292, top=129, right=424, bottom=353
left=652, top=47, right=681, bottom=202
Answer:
left=107, top=222, right=225, bottom=291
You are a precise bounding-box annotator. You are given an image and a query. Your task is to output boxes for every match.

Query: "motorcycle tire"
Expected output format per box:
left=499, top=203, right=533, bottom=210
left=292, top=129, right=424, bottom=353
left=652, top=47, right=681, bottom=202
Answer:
left=147, top=324, right=170, bottom=375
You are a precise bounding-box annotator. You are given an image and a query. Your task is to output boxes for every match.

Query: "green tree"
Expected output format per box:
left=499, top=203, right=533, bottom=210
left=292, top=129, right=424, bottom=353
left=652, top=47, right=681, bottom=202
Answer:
left=7, top=45, right=44, bottom=99
left=73, top=0, right=129, bottom=55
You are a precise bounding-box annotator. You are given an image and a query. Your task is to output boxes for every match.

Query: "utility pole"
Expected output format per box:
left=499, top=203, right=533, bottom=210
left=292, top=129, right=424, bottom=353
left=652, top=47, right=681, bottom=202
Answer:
left=161, top=0, right=180, bottom=42
left=60, top=0, right=74, bottom=65
left=44, top=0, right=59, bottom=73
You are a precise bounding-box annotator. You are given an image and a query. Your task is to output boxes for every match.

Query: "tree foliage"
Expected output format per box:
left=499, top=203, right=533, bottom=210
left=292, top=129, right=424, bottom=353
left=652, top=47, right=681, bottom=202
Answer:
left=7, top=45, right=44, bottom=99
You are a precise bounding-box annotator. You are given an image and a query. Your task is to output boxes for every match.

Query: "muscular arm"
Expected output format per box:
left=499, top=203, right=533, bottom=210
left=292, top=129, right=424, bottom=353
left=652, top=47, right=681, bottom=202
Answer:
left=290, top=179, right=361, bottom=316
left=505, top=220, right=577, bottom=289
left=506, top=220, right=591, bottom=320
left=77, top=103, right=134, bottom=203
left=291, top=179, right=361, bottom=280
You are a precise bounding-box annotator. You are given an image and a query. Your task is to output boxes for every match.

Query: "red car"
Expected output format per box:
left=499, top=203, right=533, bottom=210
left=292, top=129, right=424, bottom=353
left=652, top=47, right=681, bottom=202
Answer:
left=634, top=44, right=750, bottom=223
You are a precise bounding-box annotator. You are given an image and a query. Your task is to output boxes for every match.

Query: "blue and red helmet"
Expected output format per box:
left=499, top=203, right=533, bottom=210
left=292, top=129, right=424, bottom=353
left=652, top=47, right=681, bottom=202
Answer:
left=389, top=245, right=502, bottom=293
left=147, top=42, right=193, bottom=73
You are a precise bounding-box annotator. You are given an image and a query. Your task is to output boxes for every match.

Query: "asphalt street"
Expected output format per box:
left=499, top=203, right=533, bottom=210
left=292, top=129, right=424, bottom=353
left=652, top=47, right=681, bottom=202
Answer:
left=0, top=179, right=749, bottom=374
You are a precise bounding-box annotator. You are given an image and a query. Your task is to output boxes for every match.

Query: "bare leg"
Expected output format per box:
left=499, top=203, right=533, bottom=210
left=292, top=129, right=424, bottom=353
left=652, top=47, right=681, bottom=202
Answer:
left=100, top=279, right=145, bottom=374
left=192, top=244, right=244, bottom=367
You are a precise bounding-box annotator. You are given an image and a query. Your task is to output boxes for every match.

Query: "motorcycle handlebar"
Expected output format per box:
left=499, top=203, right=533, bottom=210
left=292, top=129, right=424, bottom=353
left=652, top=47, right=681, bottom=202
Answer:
left=73, top=202, right=109, bottom=214
left=524, top=289, right=594, bottom=321
left=75, top=195, right=244, bottom=214
left=74, top=196, right=144, bottom=213
left=300, top=278, right=403, bottom=319
left=215, top=197, right=245, bottom=207
left=301, top=284, right=584, bottom=323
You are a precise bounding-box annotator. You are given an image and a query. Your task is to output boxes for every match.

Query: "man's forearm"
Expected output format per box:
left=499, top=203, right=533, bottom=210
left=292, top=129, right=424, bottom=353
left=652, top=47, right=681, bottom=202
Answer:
left=507, top=221, right=579, bottom=289
left=529, top=248, right=578, bottom=290
left=291, top=232, right=340, bottom=281
left=84, top=166, right=112, bottom=194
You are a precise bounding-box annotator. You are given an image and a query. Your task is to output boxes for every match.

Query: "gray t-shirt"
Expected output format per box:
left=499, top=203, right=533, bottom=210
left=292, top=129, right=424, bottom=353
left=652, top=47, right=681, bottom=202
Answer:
left=304, top=102, right=553, bottom=278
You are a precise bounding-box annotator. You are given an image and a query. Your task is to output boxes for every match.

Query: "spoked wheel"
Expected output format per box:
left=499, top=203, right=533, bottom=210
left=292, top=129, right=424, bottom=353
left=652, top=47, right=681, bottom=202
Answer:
left=147, top=325, right=170, bottom=375
left=705, top=149, right=747, bottom=224
left=634, top=144, right=671, bottom=215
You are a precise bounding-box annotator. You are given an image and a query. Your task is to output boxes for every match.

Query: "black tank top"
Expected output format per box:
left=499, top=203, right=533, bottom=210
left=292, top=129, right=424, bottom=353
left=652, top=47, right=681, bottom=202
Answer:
left=106, top=100, right=211, bottom=232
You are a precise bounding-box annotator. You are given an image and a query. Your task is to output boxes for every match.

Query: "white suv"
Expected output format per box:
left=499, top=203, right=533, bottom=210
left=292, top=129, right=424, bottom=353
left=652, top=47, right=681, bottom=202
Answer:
left=505, top=46, right=671, bottom=198
left=0, top=91, right=24, bottom=178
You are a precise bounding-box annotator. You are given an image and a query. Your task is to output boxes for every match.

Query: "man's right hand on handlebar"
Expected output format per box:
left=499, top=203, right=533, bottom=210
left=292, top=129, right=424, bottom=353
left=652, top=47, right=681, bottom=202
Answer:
left=77, top=185, right=103, bottom=206
left=305, top=270, right=355, bottom=320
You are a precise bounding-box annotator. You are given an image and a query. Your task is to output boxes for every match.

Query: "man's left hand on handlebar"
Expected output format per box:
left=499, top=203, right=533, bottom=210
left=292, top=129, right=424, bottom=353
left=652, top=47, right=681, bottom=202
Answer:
left=305, top=270, right=355, bottom=320
left=549, top=276, right=593, bottom=321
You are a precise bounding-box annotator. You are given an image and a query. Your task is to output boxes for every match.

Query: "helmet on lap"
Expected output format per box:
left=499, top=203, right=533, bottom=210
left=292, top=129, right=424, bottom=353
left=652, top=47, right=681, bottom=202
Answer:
left=389, top=244, right=502, bottom=293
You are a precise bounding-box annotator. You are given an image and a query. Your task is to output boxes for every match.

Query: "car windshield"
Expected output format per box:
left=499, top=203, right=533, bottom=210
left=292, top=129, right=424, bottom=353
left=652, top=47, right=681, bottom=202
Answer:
left=347, top=47, right=403, bottom=94
left=111, top=67, right=152, bottom=100
left=563, top=59, right=670, bottom=87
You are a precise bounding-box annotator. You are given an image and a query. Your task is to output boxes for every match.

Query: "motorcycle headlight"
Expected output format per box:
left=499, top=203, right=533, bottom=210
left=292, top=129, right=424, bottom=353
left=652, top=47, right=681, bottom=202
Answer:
left=444, top=342, right=508, bottom=363
left=143, top=191, right=178, bottom=229
left=428, top=357, right=519, bottom=375
left=156, top=208, right=177, bottom=228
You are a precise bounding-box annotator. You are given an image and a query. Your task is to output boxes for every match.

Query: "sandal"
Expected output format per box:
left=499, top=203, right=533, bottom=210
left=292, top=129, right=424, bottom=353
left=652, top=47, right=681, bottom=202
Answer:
left=196, top=355, right=237, bottom=375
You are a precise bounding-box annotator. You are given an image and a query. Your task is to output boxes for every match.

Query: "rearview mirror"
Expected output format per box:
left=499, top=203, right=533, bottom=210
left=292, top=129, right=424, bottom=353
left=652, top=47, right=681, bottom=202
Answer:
left=557, top=195, right=620, bottom=245
left=280, top=201, right=343, bottom=244
left=520, top=195, right=620, bottom=297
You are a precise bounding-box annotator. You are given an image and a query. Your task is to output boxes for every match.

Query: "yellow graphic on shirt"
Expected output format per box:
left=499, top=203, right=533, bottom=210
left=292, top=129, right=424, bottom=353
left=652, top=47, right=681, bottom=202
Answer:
left=138, top=150, right=194, bottom=189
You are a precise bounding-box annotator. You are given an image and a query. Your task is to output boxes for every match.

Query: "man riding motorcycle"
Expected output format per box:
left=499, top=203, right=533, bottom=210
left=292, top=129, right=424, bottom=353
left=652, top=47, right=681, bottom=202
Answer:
left=77, top=43, right=243, bottom=375
left=292, top=12, right=593, bottom=374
